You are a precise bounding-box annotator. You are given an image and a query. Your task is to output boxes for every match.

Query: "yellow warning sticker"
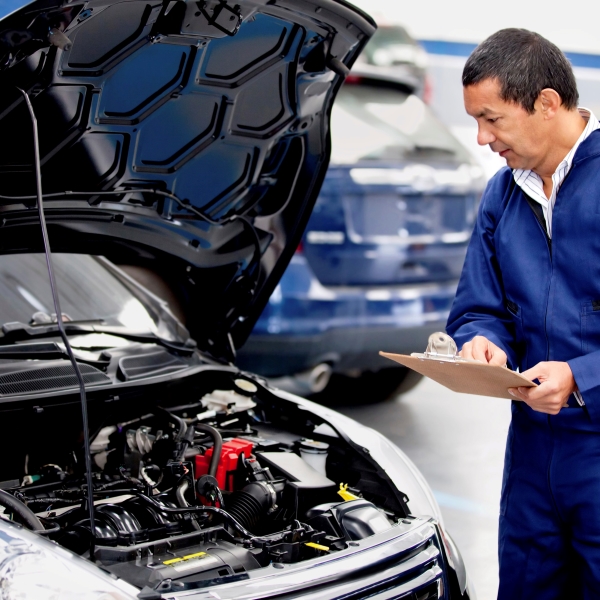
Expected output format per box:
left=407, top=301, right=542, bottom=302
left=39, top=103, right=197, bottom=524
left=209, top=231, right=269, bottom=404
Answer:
left=163, top=551, right=207, bottom=565
left=182, top=552, right=208, bottom=561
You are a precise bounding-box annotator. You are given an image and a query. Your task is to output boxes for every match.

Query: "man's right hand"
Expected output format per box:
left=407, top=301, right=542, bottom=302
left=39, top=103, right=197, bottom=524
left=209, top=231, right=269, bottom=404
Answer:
left=459, top=335, right=508, bottom=366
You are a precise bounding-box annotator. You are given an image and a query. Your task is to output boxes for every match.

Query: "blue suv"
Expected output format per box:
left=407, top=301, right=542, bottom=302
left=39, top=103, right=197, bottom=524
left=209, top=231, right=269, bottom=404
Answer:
left=237, top=72, right=485, bottom=399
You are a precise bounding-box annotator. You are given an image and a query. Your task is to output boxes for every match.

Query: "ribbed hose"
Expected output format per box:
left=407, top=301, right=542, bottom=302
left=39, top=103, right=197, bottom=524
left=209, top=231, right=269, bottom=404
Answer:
left=0, top=489, right=44, bottom=531
left=226, top=482, right=275, bottom=532
left=226, top=491, right=264, bottom=531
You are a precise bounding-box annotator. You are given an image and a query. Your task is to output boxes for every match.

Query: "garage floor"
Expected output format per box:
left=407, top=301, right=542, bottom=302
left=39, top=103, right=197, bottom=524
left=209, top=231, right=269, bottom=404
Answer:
left=337, top=377, right=512, bottom=600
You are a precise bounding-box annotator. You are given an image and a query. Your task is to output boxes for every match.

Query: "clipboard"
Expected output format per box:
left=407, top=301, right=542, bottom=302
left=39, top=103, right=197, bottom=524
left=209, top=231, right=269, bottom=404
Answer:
left=380, top=332, right=536, bottom=400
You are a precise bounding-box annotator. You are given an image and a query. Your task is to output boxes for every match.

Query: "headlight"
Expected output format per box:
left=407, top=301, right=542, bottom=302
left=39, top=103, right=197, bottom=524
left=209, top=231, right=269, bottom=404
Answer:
left=0, top=518, right=138, bottom=600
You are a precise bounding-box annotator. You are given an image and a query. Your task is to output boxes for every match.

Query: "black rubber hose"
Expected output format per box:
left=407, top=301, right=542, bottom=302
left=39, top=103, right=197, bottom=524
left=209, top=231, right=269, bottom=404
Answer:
left=36, top=520, right=61, bottom=536
left=175, top=479, right=201, bottom=531
left=0, top=489, right=44, bottom=531
left=156, top=406, right=187, bottom=441
left=195, top=423, right=222, bottom=478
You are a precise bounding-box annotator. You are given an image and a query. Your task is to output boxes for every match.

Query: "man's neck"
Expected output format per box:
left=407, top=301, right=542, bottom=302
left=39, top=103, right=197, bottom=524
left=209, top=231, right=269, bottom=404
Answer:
left=535, top=109, right=588, bottom=197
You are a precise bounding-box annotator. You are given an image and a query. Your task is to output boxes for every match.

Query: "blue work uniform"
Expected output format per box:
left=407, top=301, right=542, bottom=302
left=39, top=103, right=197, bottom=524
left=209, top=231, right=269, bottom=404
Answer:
left=447, top=129, right=600, bottom=599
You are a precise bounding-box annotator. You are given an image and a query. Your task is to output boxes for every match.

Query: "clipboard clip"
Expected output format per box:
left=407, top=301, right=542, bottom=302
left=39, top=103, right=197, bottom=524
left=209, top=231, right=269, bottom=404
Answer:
left=411, top=332, right=469, bottom=363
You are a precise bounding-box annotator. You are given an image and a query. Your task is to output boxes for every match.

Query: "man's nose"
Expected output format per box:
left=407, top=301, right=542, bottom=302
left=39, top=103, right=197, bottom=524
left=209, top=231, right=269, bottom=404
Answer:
left=477, top=126, right=496, bottom=146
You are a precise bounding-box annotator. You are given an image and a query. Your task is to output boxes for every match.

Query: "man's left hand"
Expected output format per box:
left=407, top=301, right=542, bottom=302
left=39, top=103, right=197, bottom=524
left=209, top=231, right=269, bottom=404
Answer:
left=508, top=361, right=577, bottom=414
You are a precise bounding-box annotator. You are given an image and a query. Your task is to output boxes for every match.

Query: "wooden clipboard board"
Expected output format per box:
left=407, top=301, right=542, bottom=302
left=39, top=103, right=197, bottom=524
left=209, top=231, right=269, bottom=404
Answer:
left=380, top=334, right=536, bottom=399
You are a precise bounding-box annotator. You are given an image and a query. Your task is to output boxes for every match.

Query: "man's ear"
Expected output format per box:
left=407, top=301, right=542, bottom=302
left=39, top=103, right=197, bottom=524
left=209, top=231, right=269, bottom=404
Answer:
left=537, top=88, right=562, bottom=119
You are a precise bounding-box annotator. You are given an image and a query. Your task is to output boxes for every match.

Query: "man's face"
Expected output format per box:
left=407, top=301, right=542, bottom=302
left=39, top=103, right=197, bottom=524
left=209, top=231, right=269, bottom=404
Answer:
left=464, top=78, right=547, bottom=170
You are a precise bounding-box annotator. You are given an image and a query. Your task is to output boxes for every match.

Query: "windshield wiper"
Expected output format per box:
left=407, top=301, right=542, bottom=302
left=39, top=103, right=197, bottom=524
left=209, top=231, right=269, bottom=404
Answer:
left=0, top=321, right=197, bottom=354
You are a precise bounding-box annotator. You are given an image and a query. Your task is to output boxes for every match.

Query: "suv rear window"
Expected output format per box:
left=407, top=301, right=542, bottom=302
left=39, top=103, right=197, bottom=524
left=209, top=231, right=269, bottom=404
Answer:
left=330, top=80, right=471, bottom=165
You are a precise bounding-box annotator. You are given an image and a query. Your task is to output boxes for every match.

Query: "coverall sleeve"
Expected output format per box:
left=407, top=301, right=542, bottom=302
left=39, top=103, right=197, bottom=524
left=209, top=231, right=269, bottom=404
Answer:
left=567, top=354, right=600, bottom=420
left=446, top=172, right=519, bottom=368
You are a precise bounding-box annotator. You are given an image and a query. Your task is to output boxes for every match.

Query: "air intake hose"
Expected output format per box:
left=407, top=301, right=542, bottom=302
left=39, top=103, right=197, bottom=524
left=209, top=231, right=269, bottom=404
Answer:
left=225, top=481, right=276, bottom=532
left=0, top=489, right=44, bottom=531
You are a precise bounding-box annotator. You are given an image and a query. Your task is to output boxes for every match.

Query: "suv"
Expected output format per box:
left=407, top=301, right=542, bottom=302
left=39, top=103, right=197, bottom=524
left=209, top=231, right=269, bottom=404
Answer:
left=238, top=72, right=485, bottom=400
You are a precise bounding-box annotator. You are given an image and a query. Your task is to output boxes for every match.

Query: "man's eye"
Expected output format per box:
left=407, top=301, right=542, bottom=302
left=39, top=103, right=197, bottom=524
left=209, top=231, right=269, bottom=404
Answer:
left=488, top=118, right=498, bottom=123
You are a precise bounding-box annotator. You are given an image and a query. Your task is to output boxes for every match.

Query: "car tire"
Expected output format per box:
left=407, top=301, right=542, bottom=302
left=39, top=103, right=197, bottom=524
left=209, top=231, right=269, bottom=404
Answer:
left=309, top=367, right=423, bottom=406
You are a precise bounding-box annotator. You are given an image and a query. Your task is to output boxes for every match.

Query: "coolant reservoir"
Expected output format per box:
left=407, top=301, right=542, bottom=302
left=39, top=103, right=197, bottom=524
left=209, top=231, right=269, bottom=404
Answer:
left=200, top=389, right=256, bottom=413
left=299, top=440, right=329, bottom=476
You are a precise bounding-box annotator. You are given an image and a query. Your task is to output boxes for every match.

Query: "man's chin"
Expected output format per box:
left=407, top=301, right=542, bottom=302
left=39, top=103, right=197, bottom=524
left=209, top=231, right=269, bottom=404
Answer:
left=500, top=154, right=522, bottom=169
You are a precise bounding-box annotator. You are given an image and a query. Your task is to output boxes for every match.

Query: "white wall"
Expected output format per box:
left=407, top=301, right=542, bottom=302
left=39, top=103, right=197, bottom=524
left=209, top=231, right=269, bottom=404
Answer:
left=349, top=0, right=600, bottom=55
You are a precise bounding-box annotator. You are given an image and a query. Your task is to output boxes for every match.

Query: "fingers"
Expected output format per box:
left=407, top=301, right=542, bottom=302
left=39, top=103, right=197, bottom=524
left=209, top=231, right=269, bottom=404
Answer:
left=509, top=383, right=564, bottom=414
left=459, top=336, right=507, bottom=365
left=508, top=361, right=576, bottom=415
left=488, top=348, right=508, bottom=366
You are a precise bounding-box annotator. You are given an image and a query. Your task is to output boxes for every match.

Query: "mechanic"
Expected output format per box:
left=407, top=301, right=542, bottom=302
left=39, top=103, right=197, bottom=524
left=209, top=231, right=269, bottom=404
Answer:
left=446, top=29, right=600, bottom=599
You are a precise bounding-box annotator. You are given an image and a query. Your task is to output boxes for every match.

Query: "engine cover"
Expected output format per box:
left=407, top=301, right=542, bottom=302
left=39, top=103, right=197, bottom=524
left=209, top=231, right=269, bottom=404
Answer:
left=99, top=534, right=261, bottom=591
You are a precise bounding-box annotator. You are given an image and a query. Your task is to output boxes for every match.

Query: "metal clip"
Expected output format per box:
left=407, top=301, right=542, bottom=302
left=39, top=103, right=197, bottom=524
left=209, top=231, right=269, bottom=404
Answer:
left=411, top=332, right=468, bottom=363
left=424, top=332, right=457, bottom=359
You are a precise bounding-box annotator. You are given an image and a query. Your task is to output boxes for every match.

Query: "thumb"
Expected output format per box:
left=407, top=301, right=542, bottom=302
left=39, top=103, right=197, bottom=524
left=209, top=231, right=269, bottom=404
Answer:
left=519, top=363, right=546, bottom=383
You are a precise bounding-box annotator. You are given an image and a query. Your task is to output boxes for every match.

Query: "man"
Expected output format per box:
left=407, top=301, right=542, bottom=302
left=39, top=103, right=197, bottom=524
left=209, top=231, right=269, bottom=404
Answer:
left=446, top=29, right=600, bottom=599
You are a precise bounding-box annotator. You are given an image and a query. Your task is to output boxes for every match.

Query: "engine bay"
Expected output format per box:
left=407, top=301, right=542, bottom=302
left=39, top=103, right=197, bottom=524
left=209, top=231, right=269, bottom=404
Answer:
left=0, top=371, right=410, bottom=594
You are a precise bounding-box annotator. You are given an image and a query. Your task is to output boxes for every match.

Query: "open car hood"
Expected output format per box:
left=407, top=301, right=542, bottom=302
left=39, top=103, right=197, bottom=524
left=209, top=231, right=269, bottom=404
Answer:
left=0, top=0, right=374, bottom=361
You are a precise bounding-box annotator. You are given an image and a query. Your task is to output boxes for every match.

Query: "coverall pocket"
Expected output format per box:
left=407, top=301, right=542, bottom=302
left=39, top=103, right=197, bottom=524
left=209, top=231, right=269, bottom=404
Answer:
left=581, top=301, right=600, bottom=354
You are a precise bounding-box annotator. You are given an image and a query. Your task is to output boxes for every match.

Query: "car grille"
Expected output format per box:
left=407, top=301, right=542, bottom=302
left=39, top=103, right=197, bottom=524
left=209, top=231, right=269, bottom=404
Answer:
left=277, top=537, right=443, bottom=600
left=0, top=361, right=110, bottom=395
left=199, top=521, right=447, bottom=600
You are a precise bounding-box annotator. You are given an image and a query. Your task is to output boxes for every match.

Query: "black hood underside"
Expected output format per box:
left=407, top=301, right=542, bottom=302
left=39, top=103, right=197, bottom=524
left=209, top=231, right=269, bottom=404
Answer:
left=0, top=0, right=374, bottom=361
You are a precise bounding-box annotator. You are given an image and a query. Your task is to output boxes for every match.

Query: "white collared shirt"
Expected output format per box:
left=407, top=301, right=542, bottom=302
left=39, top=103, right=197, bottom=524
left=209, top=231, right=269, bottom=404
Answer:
left=512, top=107, right=600, bottom=238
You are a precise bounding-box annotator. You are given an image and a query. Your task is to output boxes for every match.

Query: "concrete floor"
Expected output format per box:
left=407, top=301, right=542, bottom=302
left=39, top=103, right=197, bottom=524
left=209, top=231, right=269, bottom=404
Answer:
left=337, top=377, right=512, bottom=600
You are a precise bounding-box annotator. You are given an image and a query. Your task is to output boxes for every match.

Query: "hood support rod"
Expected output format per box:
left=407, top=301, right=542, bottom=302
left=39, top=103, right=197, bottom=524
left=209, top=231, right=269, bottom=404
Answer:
left=17, top=87, right=96, bottom=556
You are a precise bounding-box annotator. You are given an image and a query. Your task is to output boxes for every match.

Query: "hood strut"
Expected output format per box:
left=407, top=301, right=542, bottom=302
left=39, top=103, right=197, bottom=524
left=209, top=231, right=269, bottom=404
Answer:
left=17, top=87, right=97, bottom=556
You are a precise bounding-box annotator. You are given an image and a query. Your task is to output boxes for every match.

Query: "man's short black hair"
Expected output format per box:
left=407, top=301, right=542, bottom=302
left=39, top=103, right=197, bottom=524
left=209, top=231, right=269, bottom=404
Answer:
left=463, top=28, right=578, bottom=113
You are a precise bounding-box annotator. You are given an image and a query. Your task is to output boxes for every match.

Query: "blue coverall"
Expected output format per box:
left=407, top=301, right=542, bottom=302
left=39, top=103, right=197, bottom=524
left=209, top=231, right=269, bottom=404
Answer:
left=447, top=129, right=600, bottom=599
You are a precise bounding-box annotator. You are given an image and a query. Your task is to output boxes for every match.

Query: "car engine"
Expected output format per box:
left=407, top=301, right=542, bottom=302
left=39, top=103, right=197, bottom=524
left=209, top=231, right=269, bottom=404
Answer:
left=0, top=373, right=409, bottom=595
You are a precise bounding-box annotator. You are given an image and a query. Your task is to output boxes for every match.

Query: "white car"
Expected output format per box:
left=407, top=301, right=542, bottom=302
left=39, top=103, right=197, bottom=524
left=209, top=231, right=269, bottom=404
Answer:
left=0, top=0, right=473, bottom=598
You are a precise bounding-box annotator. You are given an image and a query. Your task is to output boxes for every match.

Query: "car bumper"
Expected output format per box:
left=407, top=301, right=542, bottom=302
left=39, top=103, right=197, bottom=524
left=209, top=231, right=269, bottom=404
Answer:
left=237, top=256, right=457, bottom=376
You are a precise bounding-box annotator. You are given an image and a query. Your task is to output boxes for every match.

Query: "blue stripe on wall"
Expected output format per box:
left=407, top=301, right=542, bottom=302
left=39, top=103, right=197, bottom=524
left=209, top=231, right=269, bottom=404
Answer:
left=419, top=40, right=478, bottom=57
left=419, top=39, right=600, bottom=70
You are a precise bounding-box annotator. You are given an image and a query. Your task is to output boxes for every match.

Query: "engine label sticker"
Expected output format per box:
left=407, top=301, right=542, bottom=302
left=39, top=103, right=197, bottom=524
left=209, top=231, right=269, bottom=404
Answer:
left=163, top=551, right=220, bottom=572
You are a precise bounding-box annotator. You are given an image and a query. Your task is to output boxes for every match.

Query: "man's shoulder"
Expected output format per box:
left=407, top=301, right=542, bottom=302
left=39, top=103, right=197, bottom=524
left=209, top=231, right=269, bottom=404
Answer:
left=481, top=166, right=517, bottom=205
left=487, top=166, right=513, bottom=188
left=574, top=128, right=600, bottom=165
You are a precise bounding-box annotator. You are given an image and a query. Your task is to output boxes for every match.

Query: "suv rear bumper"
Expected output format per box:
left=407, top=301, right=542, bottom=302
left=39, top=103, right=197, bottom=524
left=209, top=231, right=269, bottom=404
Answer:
left=237, top=256, right=457, bottom=376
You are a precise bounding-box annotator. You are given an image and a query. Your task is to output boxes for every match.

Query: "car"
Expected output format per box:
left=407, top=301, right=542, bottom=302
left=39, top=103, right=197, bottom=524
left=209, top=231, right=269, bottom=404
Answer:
left=237, top=70, right=485, bottom=400
left=353, top=24, right=429, bottom=100
left=0, top=0, right=473, bottom=598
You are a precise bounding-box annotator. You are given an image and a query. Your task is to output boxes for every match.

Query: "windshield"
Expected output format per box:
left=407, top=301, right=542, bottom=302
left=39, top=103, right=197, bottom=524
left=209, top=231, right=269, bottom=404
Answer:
left=0, top=254, right=158, bottom=333
left=330, top=82, right=472, bottom=164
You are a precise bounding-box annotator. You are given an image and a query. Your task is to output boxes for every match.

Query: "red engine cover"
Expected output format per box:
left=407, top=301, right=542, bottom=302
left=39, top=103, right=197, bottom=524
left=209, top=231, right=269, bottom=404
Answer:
left=195, top=438, right=254, bottom=491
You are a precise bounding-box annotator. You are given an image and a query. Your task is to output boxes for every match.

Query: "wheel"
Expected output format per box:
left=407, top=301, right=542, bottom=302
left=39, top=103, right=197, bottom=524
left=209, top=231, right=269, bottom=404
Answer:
left=309, top=367, right=423, bottom=406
